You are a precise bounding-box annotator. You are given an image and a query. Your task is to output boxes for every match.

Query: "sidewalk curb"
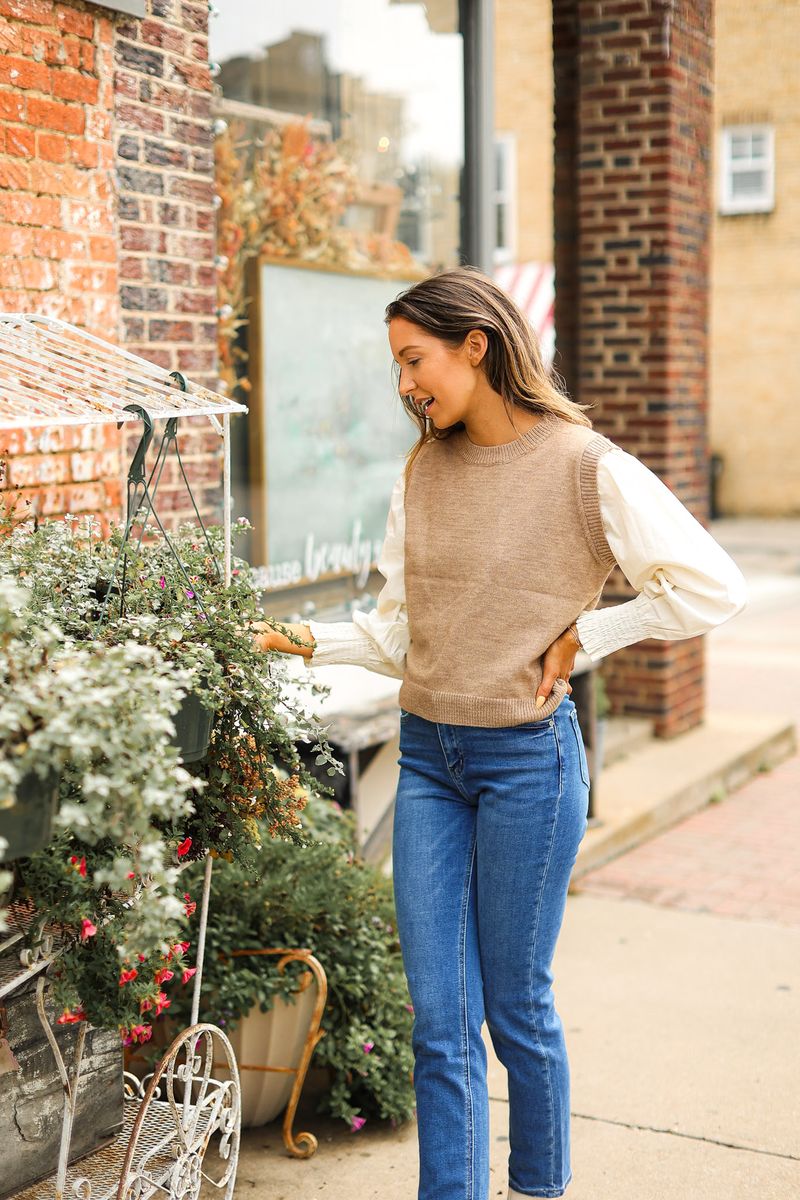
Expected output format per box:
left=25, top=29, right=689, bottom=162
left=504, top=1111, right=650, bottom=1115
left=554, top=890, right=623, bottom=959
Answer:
left=571, top=712, right=797, bottom=884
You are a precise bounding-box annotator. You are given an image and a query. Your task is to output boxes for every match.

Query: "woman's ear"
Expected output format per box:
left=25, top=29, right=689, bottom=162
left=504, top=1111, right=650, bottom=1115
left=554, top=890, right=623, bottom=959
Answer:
left=466, top=329, right=488, bottom=365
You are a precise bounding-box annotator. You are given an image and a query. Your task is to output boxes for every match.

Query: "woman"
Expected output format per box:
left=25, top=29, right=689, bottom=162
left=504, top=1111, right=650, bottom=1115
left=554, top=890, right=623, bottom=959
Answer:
left=256, top=267, right=747, bottom=1200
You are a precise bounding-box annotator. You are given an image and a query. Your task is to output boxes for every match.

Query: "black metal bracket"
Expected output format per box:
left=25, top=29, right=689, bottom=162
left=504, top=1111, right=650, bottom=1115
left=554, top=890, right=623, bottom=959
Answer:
left=122, top=404, right=154, bottom=489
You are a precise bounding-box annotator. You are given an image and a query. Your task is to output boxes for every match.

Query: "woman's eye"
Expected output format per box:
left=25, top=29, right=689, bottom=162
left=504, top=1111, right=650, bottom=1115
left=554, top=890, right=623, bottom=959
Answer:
left=408, top=359, right=420, bottom=367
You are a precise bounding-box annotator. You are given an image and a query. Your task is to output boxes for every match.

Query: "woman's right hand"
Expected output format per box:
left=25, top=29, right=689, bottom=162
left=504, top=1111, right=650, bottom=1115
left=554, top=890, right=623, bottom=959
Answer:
left=253, top=620, right=315, bottom=659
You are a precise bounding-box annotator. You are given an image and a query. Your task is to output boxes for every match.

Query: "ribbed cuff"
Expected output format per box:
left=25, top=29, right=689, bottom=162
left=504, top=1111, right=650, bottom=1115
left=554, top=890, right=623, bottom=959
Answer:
left=304, top=619, right=378, bottom=670
left=575, top=593, right=655, bottom=661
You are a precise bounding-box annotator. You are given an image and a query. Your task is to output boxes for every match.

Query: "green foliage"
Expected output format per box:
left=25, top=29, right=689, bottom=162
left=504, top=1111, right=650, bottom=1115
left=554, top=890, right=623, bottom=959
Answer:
left=173, top=811, right=415, bottom=1130
left=0, top=509, right=341, bottom=1039
left=0, top=514, right=341, bottom=857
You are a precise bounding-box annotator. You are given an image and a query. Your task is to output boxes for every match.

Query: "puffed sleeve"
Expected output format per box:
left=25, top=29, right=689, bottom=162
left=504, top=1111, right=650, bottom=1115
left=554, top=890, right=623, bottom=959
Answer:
left=574, top=447, right=748, bottom=660
left=304, top=472, right=409, bottom=679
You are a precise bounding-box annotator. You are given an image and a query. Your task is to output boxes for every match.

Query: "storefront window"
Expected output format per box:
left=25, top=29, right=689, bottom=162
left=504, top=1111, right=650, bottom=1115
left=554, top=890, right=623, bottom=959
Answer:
left=212, top=1, right=462, bottom=273
left=211, top=2, right=465, bottom=608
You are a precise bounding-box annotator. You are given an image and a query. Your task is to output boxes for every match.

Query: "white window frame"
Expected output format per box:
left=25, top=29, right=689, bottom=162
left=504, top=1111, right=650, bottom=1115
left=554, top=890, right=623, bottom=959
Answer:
left=493, top=133, right=517, bottom=265
left=719, top=124, right=775, bottom=216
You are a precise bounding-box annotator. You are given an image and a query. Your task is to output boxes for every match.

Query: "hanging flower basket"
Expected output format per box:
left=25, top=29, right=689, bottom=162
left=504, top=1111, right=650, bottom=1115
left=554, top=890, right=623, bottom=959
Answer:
left=0, top=769, right=60, bottom=863
left=172, top=690, right=214, bottom=764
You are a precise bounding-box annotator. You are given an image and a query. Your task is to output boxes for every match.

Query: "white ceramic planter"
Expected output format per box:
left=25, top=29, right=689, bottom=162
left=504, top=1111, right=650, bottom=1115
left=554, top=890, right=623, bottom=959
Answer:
left=228, top=971, right=320, bottom=1128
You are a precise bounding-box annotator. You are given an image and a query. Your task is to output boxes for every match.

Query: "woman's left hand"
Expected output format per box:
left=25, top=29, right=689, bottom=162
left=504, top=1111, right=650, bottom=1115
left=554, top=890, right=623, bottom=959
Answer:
left=536, top=626, right=581, bottom=708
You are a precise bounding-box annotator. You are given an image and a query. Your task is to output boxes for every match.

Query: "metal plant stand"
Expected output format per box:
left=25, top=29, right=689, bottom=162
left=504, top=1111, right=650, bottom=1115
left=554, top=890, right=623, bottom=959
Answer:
left=0, top=313, right=249, bottom=1200
left=225, top=948, right=328, bottom=1159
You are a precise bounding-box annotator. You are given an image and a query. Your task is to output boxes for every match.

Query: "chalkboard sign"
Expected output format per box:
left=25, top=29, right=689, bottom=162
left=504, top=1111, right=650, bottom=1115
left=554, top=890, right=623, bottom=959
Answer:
left=249, top=260, right=418, bottom=592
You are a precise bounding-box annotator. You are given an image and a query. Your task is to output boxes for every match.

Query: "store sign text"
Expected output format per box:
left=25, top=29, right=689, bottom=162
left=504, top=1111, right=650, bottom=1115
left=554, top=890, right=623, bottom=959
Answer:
left=252, top=520, right=383, bottom=592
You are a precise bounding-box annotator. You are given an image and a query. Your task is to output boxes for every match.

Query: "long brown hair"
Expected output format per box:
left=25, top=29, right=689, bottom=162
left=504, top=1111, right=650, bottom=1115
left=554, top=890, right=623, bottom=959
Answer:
left=385, top=265, right=590, bottom=476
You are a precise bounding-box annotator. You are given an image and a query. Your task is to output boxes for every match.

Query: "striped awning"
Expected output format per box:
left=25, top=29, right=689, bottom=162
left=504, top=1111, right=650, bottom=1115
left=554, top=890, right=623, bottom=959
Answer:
left=494, top=261, right=555, bottom=367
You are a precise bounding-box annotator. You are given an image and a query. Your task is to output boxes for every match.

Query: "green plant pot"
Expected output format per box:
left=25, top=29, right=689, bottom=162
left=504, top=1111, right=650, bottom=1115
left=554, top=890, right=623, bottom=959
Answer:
left=0, top=770, right=60, bottom=863
left=172, top=691, right=214, bottom=764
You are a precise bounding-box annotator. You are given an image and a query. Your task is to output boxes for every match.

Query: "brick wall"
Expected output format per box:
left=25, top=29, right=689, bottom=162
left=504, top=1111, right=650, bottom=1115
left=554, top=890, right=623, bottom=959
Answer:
left=553, top=0, right=714, bottom=737
left=113, top=0, right=221, bottom=522
left=0, top=0, right=221, bottom=529
left=0, top=0, right=121, bottom=522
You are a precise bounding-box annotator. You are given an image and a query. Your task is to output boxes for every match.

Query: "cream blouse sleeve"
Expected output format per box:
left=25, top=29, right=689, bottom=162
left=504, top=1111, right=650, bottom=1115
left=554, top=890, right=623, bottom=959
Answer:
left=305, top=472, right=408, bottom=679
left=306, top=445, right=748, bottom=675
left=574, top=447, right=748, bottom=660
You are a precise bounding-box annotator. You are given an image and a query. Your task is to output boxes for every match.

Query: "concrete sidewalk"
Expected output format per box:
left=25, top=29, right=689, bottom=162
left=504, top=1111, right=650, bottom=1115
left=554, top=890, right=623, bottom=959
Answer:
left=236, top=893, right=800, bottom=1199
left=235, top=517, right=800, bottom=1199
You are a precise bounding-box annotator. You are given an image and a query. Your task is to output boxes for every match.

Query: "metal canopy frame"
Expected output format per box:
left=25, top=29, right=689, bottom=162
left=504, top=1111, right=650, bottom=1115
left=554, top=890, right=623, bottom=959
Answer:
left=0, top=311, right=247, bottom=595
left=0, top=314, right=246, bottom=430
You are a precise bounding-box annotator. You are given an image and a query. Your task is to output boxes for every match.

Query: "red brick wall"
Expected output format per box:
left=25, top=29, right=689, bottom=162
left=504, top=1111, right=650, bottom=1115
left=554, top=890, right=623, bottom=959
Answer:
left=553, top=0, right=714, bottom=737
left=114, top=0, right=221, bottom=522
left=0, top=0, right=221, bottom=528
left=0, top=0, right=122, bottom=522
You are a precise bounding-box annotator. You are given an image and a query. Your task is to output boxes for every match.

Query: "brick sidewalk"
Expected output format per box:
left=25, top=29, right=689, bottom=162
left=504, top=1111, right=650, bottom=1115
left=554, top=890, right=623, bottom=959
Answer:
left=575, top=751, right=800, bottom=926
left=577, top=518, right=800, bottom=928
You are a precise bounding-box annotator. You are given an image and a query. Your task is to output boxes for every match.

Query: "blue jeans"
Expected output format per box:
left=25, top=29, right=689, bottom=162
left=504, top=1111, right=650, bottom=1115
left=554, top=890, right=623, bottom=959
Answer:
left=392, top=695, right=590, bottom=1200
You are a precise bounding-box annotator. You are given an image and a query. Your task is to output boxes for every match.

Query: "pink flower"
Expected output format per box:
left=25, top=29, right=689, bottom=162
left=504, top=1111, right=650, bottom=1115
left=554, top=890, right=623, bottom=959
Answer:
left=405, top=1004, right=414, bottom=1014
left=119, top=967, right=138, bottom=987
left=121, top=1023, right=152, bottom=1046
left=70, top=855, right=87, bottom=877
left=57, top=1007, right=86, bottom=1025
left=362, top=1041, right=374, bottom=1054
left=158, top=576, right=166, bottom=589
left=154, top=991, right=170, bottom=1016
left=181, top=967, right=197, bottom=985
left=183, top=891, right=196, bottom=917
left=176, top=837, right=192, bottom=858
left=185, top=588, right=195, bottom=600
left=80, top=918, right=97, bottom=942
left=349, top=1116, right=366, bottom=1133
left=154, top=967, right=174, bottom=986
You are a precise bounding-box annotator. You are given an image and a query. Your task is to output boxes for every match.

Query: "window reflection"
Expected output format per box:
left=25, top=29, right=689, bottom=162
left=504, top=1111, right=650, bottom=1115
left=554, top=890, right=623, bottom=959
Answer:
left=211, top=0, right=463, bottom=272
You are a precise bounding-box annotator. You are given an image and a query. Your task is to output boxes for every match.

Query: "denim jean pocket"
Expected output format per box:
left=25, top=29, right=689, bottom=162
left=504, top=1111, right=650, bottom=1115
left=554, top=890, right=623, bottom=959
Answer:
left=513, top=715, right=555, bottom=736
left=569, top=708, right=591, bottom=787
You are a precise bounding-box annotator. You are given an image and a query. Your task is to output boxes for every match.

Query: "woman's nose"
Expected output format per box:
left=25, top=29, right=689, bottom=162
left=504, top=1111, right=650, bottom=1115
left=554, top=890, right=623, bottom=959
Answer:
left=398, top=366, right=416, bottom=395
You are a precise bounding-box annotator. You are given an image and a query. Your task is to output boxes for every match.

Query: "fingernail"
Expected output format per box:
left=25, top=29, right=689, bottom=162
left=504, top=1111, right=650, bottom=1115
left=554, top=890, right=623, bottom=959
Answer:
left=536, top=695, right=546, bottom=709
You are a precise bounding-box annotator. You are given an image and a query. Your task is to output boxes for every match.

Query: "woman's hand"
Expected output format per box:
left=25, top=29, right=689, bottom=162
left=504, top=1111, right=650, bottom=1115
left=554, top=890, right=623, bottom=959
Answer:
left=252, top=620, right=315, bottom=659
left=535, top=625, right=581, bottom=708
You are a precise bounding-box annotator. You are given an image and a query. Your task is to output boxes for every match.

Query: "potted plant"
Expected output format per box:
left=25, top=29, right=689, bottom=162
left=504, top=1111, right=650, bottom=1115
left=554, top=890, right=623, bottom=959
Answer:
left=170, top=794, right=416, bottom=1135
left=0, top=504, right=340, bottom=1037
left=0, top=512, right=340, bottom=862
left=0, top=572, right=204, bottom=1026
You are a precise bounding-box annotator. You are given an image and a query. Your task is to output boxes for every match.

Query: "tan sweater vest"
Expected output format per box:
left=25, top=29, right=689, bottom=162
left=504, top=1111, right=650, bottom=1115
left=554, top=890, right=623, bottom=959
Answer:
left=398, top=412, right=617, bottom=727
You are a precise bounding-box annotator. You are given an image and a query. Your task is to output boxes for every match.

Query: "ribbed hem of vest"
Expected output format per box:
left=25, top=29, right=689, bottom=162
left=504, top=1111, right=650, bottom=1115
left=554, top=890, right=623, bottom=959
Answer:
left=399, top=677, right=569, bottom=728
left=454, top=412, right=560, bottom=465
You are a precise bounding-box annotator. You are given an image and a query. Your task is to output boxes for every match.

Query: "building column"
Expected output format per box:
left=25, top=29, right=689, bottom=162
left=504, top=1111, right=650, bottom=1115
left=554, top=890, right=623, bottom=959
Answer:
left=553, top=0, right=714, bottom=738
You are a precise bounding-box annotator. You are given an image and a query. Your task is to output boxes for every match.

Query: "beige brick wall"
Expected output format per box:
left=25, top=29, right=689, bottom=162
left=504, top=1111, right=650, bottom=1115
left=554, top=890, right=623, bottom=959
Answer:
left=494, top=0, right=553, bottom=264
left=710, top=0, right=800, bottom=515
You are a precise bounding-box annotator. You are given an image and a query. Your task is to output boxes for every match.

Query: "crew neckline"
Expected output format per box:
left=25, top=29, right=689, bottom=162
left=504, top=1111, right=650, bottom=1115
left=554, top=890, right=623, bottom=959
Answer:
left=454, top=411, right=561, bottom=464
